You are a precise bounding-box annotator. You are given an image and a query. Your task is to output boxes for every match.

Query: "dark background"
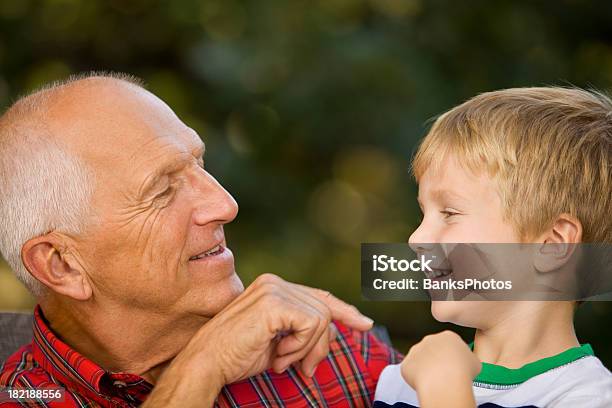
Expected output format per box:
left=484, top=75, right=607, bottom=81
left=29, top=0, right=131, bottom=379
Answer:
left=0, top=0, right=610, bottom=367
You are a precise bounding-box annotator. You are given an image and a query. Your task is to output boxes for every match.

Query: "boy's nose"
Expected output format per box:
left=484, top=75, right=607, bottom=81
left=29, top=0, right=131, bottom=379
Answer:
left=408, top=223, right=434, bottom=251
left=408, top=241, right=435, bottom=254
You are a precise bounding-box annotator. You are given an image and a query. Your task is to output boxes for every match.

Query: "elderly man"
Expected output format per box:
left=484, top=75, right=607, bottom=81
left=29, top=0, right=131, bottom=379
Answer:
left=0, top=74, right=400, bottom=407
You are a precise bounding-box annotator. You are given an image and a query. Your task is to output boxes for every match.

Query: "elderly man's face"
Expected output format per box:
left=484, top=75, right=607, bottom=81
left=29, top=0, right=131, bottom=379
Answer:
left=49, top=80, right=243, bottom=317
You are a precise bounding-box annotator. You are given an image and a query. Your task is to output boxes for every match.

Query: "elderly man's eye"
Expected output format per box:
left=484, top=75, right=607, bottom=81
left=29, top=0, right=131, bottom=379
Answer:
left=155, top=186, right=174, bottom=200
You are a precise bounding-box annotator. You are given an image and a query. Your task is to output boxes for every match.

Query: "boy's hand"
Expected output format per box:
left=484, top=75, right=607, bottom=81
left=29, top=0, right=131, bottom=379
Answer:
left=401, top=330, right=481, bottom=408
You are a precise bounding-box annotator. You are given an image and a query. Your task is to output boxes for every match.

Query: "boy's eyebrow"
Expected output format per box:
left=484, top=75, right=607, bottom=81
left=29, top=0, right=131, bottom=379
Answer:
left=433, top=189, right=467, bottom=202
left=418, top=189, right=469, bottom=207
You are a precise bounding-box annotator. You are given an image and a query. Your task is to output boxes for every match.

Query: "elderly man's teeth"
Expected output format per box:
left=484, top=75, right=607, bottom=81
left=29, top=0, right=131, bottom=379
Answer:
left=190, top=245, right=222, bottom=260
left=205, top=245, right=221, bottom=255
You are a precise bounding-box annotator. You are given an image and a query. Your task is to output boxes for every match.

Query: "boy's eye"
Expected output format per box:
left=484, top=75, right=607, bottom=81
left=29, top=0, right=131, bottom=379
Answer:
left=440, top=209, right=460, bottom=218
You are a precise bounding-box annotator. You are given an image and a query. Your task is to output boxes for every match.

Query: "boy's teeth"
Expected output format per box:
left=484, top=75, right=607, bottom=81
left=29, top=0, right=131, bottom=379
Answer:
left=425, top=269, right=452, bottom=278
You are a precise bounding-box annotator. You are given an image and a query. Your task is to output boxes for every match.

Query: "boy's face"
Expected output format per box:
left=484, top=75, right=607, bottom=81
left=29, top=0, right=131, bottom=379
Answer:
left=409, top=153, right=522, bottom=327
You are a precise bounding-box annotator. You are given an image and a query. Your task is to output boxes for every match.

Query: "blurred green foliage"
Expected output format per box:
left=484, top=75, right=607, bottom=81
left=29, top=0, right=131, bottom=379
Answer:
left=0, top=0, right=611, bottom=367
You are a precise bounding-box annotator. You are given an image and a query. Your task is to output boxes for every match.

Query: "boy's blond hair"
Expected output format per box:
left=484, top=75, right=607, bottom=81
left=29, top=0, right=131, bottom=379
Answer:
left=412, top=87, right=612, bottom=243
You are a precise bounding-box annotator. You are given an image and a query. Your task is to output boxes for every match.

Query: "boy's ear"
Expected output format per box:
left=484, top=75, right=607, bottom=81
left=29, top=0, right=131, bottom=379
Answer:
left=21, top=233, right=93, bottom=300
left=533, top=213, right=582, bottom=273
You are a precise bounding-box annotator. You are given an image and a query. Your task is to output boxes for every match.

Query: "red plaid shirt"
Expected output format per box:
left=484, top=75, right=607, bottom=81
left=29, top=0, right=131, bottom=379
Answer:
left=0, top=306, right=401, bottom=407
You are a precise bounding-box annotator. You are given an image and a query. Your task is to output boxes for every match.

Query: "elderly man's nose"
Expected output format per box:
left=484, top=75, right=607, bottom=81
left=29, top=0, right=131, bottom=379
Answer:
left=193, top=172, right=239, bottom=225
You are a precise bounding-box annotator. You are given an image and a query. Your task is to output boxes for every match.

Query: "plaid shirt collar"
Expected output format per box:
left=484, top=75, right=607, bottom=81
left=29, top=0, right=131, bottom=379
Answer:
left=31, top=305, right=153, bottom=407
left=23, top=305, right=400, bottom=407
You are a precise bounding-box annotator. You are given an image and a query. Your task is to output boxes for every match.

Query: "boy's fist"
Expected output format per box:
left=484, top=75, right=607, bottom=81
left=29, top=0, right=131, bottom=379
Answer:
left=400, top=330, right=481, bottom=393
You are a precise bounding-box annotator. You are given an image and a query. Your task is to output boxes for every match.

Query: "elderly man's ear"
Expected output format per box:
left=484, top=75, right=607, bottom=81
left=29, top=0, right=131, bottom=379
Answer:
left=21, top=234, right=93, bottom=300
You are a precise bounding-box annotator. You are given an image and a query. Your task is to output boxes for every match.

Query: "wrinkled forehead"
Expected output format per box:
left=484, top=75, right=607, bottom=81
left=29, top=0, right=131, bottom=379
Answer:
left=44, top=80, right=203, bottom=176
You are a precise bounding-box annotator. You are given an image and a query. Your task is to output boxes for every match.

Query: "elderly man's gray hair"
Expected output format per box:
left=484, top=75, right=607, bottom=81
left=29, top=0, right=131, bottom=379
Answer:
left=0, top=72, right=142, bottom=296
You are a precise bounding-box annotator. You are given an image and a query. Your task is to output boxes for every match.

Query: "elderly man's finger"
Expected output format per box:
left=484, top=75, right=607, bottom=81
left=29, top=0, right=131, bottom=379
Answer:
left=274, top=308, right=325, bottom=357
left=247, top=275, right=373, bottom=332
left=300, top=325, right=331, bottom=377
left=298, top=285, right=374, bottom=331
left=327, top=323, right=338, bottom=342
left=272, top=315, right=328, bottom=373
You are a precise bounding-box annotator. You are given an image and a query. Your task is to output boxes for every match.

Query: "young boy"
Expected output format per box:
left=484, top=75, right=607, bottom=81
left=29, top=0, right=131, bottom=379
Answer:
left=374, top=87, right=612, bottom=407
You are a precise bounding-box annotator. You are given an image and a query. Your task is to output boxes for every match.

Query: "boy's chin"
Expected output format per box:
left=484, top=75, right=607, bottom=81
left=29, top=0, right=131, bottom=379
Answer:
left=430, top=300, right=486, bottom=328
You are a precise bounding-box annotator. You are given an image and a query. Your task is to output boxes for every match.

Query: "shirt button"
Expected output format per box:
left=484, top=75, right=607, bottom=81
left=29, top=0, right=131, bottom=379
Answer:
left=113, top=380, right=127, bottom=388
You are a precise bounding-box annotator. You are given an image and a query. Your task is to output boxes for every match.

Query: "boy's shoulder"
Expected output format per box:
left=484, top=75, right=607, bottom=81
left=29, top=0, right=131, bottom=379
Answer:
left=374, top=350, right=612, bottom=408
left=525, top=355, right=611, bottom=407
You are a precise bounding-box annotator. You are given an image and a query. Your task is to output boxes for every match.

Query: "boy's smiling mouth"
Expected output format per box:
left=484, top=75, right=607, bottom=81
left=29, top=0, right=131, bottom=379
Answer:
left=425, top=267, right=453, bottom=279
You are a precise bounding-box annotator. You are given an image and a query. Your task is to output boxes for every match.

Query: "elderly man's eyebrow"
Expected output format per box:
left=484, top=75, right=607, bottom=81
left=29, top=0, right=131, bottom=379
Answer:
left=138, top=141, right=206, bottom=199
left=138, top=160, right=184, bottom=199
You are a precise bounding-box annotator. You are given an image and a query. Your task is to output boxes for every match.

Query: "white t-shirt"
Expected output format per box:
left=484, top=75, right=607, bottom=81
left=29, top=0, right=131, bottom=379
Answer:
left=374, top=344, right=612, bottom=408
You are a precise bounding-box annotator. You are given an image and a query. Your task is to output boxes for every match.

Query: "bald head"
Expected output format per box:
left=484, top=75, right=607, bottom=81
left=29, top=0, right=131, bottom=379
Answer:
left=2, top=73, right=146, bottom=151
left=2, top=73, right=143, bottom=129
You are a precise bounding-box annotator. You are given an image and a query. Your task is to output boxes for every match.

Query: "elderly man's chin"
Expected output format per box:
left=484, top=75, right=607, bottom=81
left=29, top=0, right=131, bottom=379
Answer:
left=185, top=247, right=245, bottom=316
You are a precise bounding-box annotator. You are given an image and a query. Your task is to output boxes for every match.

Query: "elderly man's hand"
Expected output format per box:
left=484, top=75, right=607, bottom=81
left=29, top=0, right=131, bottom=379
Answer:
left=143, top=274, right=374, bottom=407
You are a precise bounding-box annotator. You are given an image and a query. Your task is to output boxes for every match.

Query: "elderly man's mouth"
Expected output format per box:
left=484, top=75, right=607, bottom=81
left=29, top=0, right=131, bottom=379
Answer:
left=189, top=244, right=226, bottom=261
